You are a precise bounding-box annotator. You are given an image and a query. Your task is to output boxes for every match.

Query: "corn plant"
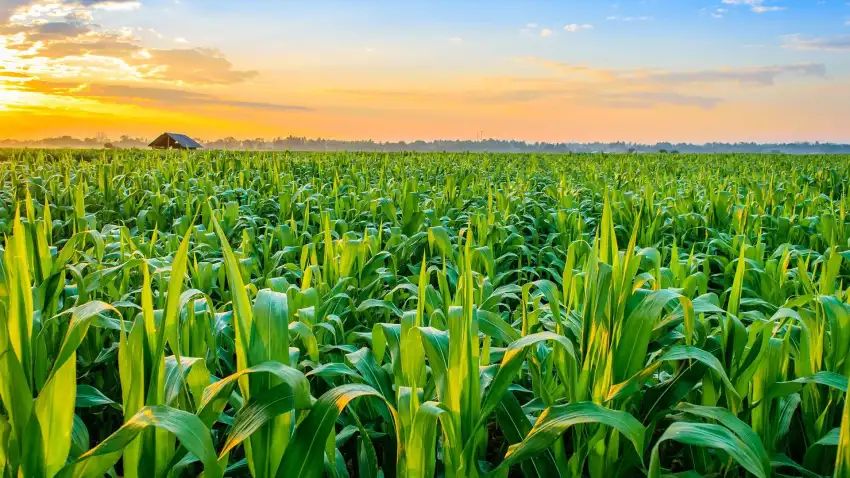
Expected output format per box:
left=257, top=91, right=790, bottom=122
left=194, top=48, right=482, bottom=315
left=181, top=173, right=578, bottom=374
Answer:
left=0, top=148, right=848, bottom=477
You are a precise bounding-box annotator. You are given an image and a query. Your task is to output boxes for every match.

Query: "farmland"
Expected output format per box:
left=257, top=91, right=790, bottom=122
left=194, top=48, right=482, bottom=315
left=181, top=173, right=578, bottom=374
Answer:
left=0, top=149, right=849, bottom=477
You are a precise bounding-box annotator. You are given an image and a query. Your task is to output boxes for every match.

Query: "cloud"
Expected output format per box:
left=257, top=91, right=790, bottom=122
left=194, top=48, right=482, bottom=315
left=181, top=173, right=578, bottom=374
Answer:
left=606, top=15, right=652, bottom=21
left=752, top=5, right=784, bottom=12
left=1, top=0, right=32, bottom=21
left=36, top=21, right=90, bottom=37
left=645, top=63, right=826, bottom=85
left=564, top=23, right=593, bottom=32
left=0, top=68, right=33, bottom=80
left=384, top=58, right=823, bottom=110
left=449, top=36, right=462, bottom=43
left=601, top=92, right=722, bottom=109
left=73, top=0, right=141, bottom=10
left=330, top=59, right=823, bottom=112
left=28, top=33, right=141, bottom=58
left=520, top=23, right=556, bottom=37
left=0, top=1, right=260, bottom=86
left=722, top=0, right=785, bottom=13
left=132, top=48, right=257, bottom=84
left=520, top=59, right=619, bottom=81
left=781, top=33, right=850, bottom=51
left=9, top=24, right=258, bottom=85
left=13, top=79, right=311, bottom=112
left=330, top=81, right=721, bottom=111
left=705, top=7, right=728, bottom=18
left=527, top=58, right=826, bottom=86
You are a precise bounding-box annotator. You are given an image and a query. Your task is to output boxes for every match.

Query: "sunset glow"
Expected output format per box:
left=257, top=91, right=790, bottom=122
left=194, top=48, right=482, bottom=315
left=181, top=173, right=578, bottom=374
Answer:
left=1, top=0, right=849, bottom=142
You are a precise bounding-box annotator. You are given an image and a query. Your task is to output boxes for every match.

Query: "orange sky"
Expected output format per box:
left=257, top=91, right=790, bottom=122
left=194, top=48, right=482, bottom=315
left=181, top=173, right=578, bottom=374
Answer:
left=1, top=0, right=849, bottom=143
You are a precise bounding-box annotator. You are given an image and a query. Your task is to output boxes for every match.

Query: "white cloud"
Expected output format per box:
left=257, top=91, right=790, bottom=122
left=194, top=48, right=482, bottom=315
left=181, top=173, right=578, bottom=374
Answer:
left=782, top=33, right=850, bottom=51
left=449, top=36, right=462, bottom=43
left=710, top=7, right=728, bottom=18
left=564, top=23, right=593, bottom=32
left=722, top=0, right=784, bottom=13
left=752, top=5, right=785, bottom=13
left=520, top=23, right=555, bottom=37
left=9, top=0, right=140, bottom=25
left=606, top=15, right=652, bottom=21
left=175, top=36, right=187, bottom=43
left=91, top=1, right=142, bottom=11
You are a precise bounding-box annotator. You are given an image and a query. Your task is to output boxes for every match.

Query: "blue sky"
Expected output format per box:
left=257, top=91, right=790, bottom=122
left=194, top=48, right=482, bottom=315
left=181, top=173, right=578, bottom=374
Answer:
left=1, top=0, right=849, bottom=141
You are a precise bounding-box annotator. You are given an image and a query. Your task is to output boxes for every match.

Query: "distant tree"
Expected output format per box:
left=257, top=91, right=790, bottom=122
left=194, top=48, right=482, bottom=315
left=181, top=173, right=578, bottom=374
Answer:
left=223, top=137, right=238, bottom=149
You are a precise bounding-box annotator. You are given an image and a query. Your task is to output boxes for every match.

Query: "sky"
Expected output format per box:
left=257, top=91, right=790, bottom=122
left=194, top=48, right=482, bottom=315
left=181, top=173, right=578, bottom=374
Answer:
left=0, top=0, right=849, bottom=143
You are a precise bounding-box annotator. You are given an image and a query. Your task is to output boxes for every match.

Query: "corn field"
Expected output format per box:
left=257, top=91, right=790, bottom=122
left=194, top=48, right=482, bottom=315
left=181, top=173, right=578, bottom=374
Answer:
left=0, top=149, right=849, bottom=478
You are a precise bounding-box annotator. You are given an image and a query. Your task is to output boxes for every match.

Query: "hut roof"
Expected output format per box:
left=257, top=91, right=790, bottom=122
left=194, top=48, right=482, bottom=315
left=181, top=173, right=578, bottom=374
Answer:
left=149, top=133, right=202, bottom=149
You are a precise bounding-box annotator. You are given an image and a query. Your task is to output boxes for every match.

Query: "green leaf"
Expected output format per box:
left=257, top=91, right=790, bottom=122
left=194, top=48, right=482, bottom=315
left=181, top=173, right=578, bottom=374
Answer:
left=658, top=345, right=740, bottom=401
left=197, top=361, right=310, bottom=428
left=477, top=332, right=576, bottom=435
left=58, top=405, right=222, bottom=478
left=675, top=403, right=770, bottom=473
left=494, top=392, right=559, bottom=478
left=494, top=402, right=645, bottom=473
left=75, top=385, right=119, bottom=409
left=219, top=382, right=302, bottom=458
left=357, top=299, right=403, bottom=318
left=649, top=422, right=768, bottom=478
left=764, top=371, right=848, bottom=401
left=406, top=401, right=458, bottom=478
left=276, top=384, right=399, bottom=478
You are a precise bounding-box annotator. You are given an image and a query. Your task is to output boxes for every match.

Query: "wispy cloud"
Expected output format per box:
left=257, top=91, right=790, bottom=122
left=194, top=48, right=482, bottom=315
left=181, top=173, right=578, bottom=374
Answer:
left=11, top=79, right=311, bottom=112
left=84, top=1, right=142, bottom=11
left=329, top=59, right=826, bottom=113
left=527, top=58, right=826, bottom=86
left=520, top=23, right=557, bottom=37
left=752, top=5, right=784, bottom=12
left=722, top=0, right=785, bottom=13
left=606, top=15, right=652, bottom=21
left=564, top=23, right=593, bottom=32
left=782, top=33, right=850, bottom=51
left=705, top=7, right=728, bottom=18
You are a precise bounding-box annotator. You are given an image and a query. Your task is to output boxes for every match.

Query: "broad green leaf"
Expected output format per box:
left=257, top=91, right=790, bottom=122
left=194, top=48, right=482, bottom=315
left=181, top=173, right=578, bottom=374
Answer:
left=57, top=405, right=222, bottom=478
left=649, top=422, right=768, bottom=478
left=276, top=384, right=399, bottom=478
left=494, top=402, right=644, bottom=473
